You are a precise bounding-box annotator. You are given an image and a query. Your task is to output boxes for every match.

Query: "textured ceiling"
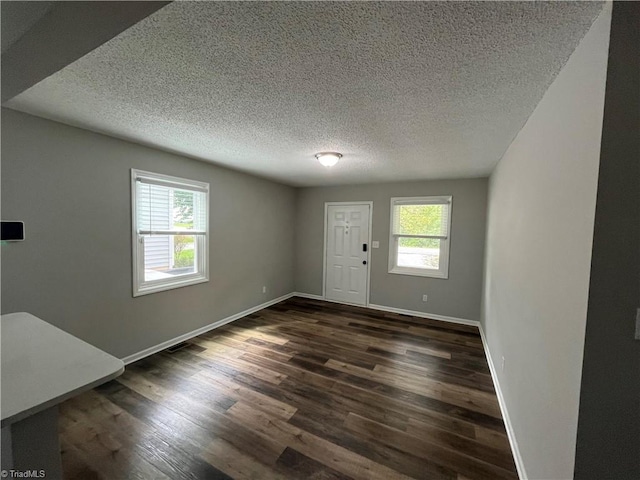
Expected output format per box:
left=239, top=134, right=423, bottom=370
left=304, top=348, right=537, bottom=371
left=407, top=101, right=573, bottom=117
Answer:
left=6, top=1, right=604, bottom=186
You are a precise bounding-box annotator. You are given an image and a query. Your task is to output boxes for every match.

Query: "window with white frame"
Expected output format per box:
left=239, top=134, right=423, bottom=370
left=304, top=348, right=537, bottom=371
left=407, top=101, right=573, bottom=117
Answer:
left=389, top=196, right=452, bottom=278
left=131, top=169, right=209, bottom=296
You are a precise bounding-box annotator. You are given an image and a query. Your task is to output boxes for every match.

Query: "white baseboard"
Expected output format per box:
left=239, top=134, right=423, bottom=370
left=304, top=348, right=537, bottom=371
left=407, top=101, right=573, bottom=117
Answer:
left=292, top=292, right=325, bottom=301
left=295, top=293, right=367, bottom=309
left=478, top=324, right=527, bottom=480
left=368, top=303, right=479, bottom=327
left=292, top=293, right=479, bottom=327
left=121, top=292, right=296, bottom=365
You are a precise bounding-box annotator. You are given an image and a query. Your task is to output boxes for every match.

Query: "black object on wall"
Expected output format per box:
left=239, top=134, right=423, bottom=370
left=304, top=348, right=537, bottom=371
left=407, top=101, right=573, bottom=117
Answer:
left=1, top=221, right=25, bottom=241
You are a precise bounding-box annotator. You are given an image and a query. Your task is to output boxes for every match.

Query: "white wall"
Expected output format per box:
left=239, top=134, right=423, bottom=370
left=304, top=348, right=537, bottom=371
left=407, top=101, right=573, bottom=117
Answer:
left=481, top=4, right=611, bottom=479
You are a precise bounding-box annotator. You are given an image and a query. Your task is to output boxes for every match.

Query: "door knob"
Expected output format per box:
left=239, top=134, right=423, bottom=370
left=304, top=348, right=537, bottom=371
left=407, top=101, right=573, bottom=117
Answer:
left=363, top=260, right=367, bottom=265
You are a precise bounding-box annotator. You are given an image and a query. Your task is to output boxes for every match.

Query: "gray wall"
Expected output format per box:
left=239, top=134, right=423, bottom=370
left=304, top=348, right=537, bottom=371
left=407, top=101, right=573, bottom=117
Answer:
left=295, top=179, right=487, bottom=321
left=1, top=108, right=296, bottom=359
left=574, top=2, right=640, bottom=478
left=481, top=5, right=611, bottom=479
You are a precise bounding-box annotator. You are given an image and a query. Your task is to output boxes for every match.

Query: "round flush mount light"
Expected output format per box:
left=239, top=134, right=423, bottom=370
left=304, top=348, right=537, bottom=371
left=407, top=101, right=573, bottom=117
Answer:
left=315, top=152, right=342, bottom=167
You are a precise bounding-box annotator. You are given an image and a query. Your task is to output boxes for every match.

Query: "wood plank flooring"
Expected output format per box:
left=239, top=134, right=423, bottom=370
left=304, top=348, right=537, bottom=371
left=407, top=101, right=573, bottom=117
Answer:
left=59, top=297, right=518, bottom=480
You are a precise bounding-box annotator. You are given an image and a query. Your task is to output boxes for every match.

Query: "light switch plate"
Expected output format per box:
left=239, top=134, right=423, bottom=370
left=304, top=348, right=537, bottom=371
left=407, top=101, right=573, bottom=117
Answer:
left=372, top=241, right=380, bottom=248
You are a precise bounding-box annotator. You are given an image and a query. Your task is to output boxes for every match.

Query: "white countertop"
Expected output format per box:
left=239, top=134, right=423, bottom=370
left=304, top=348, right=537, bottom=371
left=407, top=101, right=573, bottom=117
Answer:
left=1, top=312, right=124, bottom=427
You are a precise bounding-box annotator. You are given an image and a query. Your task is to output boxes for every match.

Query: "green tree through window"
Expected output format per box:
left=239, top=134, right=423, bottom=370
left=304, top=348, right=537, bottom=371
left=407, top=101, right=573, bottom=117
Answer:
left=396, top=204, right=444, bottom=248
left=389, top=196, right=451, bottom=278
left=173, top=189, right=195, bottom=268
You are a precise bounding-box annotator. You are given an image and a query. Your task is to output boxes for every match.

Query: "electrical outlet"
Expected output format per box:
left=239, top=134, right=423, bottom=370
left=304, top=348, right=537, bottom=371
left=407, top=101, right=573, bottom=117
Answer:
left=422, top=294, right=428, bottom=302
left=635, top=308, right=640, bottom=340
left=501, top=356, right=505, bottom=372
left=262, top=286, right=267, bottom=294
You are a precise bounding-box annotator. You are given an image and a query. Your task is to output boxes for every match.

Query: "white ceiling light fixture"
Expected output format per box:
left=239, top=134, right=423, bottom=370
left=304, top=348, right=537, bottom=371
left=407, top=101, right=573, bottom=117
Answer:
left=315, top=152, right=342, bottom=167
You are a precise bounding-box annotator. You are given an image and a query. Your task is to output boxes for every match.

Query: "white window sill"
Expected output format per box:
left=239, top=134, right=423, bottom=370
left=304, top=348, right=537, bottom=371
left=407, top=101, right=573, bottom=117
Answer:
left=388, top=267, right=449, bottom=279
left=133, top=275, right=209, bottom=297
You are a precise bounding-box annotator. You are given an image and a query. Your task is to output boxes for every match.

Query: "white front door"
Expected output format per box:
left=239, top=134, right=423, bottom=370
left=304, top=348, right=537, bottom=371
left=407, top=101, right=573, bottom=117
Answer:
left=325, top=204, right=370, bottom=306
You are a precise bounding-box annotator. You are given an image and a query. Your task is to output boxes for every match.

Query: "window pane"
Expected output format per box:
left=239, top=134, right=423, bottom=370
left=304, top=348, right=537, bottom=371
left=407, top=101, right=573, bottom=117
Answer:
left=172, top=189, right=195, bottom=230
left=133, top=170, right=209, bottom=296
left=142, top=234, right=196, bottom=281
left=172, top=235, right=195, bottom=270
left=393, top=204, right=448, bottom=237
left=397, top=237, right=440, bottom=269
left=137, top=184, right=206, bottom=233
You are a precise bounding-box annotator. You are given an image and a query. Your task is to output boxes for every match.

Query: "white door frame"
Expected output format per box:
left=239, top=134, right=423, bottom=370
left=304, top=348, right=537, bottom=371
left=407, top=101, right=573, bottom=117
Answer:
left=322, top=201, right=374, bottom=306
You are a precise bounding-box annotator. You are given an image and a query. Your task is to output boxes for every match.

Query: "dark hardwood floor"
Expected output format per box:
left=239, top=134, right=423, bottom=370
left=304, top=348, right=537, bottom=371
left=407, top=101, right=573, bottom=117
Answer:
left=59, top=297, right=518, bottom=480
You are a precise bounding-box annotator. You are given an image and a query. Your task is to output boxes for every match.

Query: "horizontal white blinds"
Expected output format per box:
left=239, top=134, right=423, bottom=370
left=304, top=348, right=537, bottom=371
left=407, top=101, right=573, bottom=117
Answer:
left=136, top=176, right=208, bottom=193
left=136, top=180, right=207, bottom=235
left=392, top=201, right=450, bottom=238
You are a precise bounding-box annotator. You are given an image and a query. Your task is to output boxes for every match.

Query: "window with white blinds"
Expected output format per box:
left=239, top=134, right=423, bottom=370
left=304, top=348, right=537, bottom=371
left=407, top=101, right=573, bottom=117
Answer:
left=388, top=196, right=452, bottom=278
left=131, top=169, right=209, bottom=296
